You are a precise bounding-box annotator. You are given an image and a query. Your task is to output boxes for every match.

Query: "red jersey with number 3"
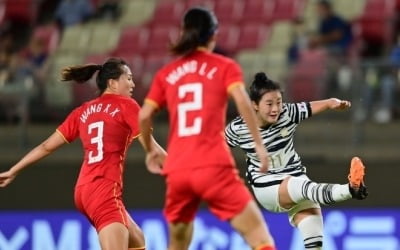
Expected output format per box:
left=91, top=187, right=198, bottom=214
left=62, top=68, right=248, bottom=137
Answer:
left=145, top=50, right=244, bottom=173
left=57, top=94, right=141, bottom=186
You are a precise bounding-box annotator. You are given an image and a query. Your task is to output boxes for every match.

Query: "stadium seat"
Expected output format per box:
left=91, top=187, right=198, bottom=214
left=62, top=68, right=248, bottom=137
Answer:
left=236, top=50, right=270, bottom=83
left=214, top=0, right=244, bottom=24
left=261, top=21, right=293, bottom=52
left=4, top=0, right=37, bottom=23
left=272, top=0, right=305, bottom=21
left=146, top=25, right=179, bottom=54
left=216, top=24, right=240, bottom=54
left=241, top=0, right=275, bottom=24
left=186, top=0, right=214, bottom=9
left=57, top=24, right=91, bottom=54
left=151, top=0, right=185, bottom=26
left=286, top=48, right=328, bottom=102
left=84, top=53, right=110, bottom=65
left=332, top=0, right=366, bottom=21
left=111, top=26, right=149, bottom=57
left=31, top=23, right=60, bottom=54
left=0, top=1, right=5, bottom=25
left=362, top=0, right=396, bottom=20
left=141, top=53, right=172, bottom=84
left=118, top=0, right=157, bottom=27
left=354, top=0, right=396, bottom=46
left=236, top=24, right=270, bottom=50
left=87, top=22, right=120, bottom=54
left=45, top=53, right=84, bottom=108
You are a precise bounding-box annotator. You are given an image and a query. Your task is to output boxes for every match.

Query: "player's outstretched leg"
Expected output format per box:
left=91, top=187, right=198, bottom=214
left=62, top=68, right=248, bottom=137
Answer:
left=348, top=157, right=368, bottom=200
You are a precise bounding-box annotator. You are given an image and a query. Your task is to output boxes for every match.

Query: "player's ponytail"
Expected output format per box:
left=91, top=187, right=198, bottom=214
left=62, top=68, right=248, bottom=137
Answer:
left=61, top=64, right=101, bottom=83
left=250, top=72, right=282, bottom=104
left=61, top=58, right=127, bottom=94
left=171, top=7, right=218, bottom=55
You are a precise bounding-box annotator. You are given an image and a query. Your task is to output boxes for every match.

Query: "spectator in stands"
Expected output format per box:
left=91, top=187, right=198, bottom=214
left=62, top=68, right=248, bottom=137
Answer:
left=288, top=17, right=310, bottom=64
left=12, top=36, right=49, bottom=102
left=309, top=0, right=354, bottom=96
left=93, top=0, right=121, bottom=21
left=0, top=33, right=17, bottom=86
left=312, top=0, right=353, bottom=56
left=55, top=0, right=94, bottom=29
left=356, top=35, right=400, bottom=123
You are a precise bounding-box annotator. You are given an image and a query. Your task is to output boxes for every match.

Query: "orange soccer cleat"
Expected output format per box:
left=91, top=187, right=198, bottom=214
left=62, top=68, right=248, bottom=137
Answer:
left=348, top=157, right=368, bottom=200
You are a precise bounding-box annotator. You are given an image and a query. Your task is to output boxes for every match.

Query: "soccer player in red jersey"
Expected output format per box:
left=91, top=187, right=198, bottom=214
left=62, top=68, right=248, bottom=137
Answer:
left=139, top=7, right=276, bottom=250
left=0, top=58, right=166, bottom=250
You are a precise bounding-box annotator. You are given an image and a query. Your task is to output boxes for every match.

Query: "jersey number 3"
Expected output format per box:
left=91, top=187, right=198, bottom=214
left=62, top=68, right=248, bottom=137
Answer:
left=88, top=121, right=104, bottom=164
left=178, top=83, right=203, bottom=137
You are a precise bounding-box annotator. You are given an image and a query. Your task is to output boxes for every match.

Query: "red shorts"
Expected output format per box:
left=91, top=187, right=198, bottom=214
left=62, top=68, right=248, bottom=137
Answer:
left=164, top=166, right=253, bottom=223
left=74, top=177, right=129, bottom=232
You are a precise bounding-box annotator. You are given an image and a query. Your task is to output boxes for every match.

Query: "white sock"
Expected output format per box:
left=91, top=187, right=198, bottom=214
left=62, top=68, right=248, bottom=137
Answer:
left=297, top=215, right=323, bottom=249
left=287, top=177, right=352, bottom=205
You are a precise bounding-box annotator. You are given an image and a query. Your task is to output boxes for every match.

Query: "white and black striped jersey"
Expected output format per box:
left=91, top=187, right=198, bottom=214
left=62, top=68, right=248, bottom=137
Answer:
left=225, top=102, right=312, bottom=186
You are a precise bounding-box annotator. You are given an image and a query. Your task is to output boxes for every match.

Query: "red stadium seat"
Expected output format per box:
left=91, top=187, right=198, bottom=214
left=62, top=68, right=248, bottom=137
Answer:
left=362, top=0, right=396, bottom=20
left=214, top=0, right=244, bottom=24
left=84, top=53, right=110, bottom=64
left=146, top=25, right=179, bottom=54
left=354, top=0, right=396, bottom=46
left=216, top=24, right=240, bottom=53
left=286, top=48, right=328, bottom=102
left=32, top=24, right=60, bottom=54
left=152, top=0, right=185, bottom=26
left=236, top=24, right=270, bottom=50
left=241, top=0, right=275, bottom=24
left=142, top=53, right=172, bottom=76
left=272, top=0, right=305, bottom=21
left=4, top=0, right=37, bottom=22
left=111, top=26, right=149, bottom=57
left=0, top=1, right=5, bottom=25
left=186, top=0, right=214, bottom=9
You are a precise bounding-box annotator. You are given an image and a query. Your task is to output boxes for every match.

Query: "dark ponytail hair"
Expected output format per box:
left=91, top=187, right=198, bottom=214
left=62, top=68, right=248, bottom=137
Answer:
left=171, top=7, right=218, bottom=56
left=61, top=58, right=128, bottom=94
left=249, top=72, right=282, bottom=104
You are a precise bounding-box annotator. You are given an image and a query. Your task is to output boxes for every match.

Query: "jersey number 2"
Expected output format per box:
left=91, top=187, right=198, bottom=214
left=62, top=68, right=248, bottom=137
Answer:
left=88, top=121, right=104, bottom=164
left=178, top=83, right=202, bottom=137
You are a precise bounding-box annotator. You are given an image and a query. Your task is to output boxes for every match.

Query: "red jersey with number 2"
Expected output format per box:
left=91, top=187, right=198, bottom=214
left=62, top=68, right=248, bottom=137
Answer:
left=145, top=50, right=244, bottom=174
left=57, top=94, right=141, bottom=186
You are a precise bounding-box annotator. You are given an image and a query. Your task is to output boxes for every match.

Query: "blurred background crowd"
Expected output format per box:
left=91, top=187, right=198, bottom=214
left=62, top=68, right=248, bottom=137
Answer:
left=0, top=0, right=399, bottom=124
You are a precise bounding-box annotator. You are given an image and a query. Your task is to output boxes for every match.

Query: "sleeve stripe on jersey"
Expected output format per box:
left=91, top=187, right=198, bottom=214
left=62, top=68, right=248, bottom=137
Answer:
left=144, top=98, right=159, bottom=109
left=132, top=133, right=141, bottom=140
left=227, top=81, right=244, bottom=93
left=56, top=129, right=70, bottom=144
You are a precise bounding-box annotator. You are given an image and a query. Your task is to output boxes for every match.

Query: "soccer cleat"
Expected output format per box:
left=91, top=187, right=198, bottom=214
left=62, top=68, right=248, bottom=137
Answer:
left=348, top=157, right=368, bottom=200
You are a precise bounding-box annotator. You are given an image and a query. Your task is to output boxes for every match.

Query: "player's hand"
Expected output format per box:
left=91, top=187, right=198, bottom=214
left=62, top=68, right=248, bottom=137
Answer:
left=0, top=169, right=17, bottom=187
left=330, top=98, right=351, bottom=110
left=145, top=150, right=164, bottom=175
left=255, top=144, right=269, bottom=173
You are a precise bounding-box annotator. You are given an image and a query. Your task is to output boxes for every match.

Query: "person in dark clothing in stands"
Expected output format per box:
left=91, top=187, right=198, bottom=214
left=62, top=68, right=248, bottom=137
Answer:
left=312, top=0, right=353, bottom=56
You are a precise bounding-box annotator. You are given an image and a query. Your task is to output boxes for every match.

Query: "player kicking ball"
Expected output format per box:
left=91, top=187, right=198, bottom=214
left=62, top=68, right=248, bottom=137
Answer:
left=225, top=72, right=368, bottom=250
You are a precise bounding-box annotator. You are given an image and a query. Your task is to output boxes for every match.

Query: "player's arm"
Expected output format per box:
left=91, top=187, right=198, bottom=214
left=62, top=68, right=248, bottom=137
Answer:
left=229, top=84, right=270, bottom=173
left=310, top=98, right=351, bottom=116
left=139, top=101, right=158, bottom=152
left=139, top=101, right=165, bottom=174
left=0, top=131, right=66, bottom=187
